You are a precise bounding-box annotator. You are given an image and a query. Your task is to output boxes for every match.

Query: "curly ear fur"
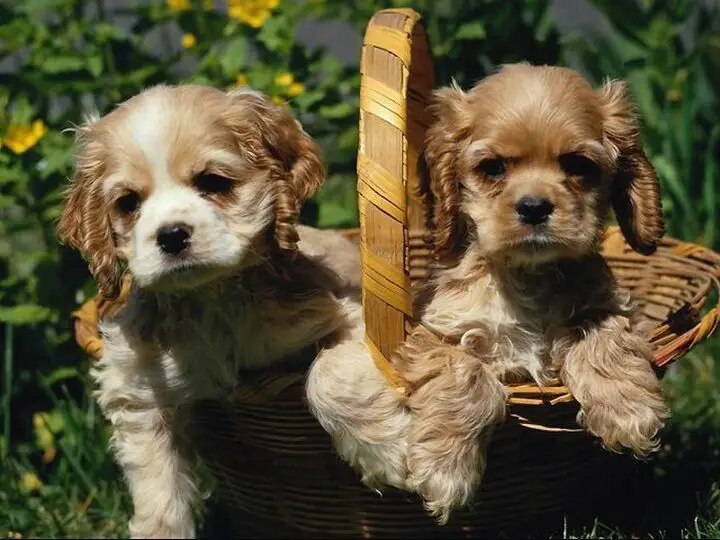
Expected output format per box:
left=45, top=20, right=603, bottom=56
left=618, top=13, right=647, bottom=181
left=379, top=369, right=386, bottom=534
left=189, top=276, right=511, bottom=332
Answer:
left=423, top=83, right=471, bottom=260
left=225, top=89, right=325, bottom=253
left=596, top=79, right=664, bottom=255
left=56, top=123, right=122, bottom=298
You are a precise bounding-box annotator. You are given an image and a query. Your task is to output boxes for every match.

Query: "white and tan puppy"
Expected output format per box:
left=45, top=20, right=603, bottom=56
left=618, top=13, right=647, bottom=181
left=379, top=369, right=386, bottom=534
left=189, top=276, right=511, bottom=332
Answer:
left=57, top=84, right=362, bottom=538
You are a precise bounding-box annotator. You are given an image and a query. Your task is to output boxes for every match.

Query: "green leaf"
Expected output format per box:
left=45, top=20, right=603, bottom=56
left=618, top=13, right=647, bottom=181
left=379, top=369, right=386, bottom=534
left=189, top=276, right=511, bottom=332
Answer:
left=0, top=19, right=33, bottom=50
left=291, top=88, right=326, bottom=110
left=17, top=0, right=73, bottom=14
left=40, top=55, right=86, bottom=74
left=220, top=36, right=248, bottom=78
left=223, top=19, right=240, bottom=37
left=94, top=22, right=128, bottom=43
left=88, top=54, right=103, bottom=78
left=125, top=64, right=162, bottom=84
left=9, top=94, right=36, bottom=125
left=247, top=65, right=274, bottom=90
left=0, top=194, right=14, bottom=208
left=317, top=202, right=356, bottom=228
left=185, top=73, right=213, bottom=86
left=41, top=204, right=63, bottom=222
left=0, top=304, right=52, bottom=325
left=455, top=21, right=486, bottom=40
left=588, top=0, right=650, bottom=50
left=257, top=16, right=289, bottom=53
left=318, top=102, right=355, bottom=120
left=37, top=149, right=73, bottom=179
left=651, top=155, right=694, bottom=231
left=43, top=366, right=80, bottom=387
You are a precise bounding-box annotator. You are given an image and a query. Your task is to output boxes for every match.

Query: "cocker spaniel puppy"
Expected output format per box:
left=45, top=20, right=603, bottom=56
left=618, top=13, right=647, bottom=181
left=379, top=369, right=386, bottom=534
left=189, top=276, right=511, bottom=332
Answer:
left=57, top=84, right=362, bottom=538
left=308, top=63, right=668, bottom=524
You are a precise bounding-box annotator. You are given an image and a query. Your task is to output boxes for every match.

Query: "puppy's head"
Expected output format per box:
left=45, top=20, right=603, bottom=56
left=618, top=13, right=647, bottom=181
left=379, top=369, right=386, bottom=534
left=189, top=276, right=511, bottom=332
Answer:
left=423, top=63, right=664, bottom=266
left=57, top=85, right=324, bottom=297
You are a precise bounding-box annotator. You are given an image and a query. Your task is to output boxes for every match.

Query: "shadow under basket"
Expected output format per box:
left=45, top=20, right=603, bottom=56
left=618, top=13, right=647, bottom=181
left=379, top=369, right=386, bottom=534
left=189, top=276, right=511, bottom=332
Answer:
left=70, top=7, right=720, bottom=538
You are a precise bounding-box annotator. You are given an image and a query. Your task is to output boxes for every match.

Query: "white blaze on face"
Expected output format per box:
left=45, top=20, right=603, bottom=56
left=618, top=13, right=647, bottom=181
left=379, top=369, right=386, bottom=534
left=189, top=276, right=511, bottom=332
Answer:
left=113, top=90, right=274, bottom=290
left=125, top=93, right=174, bottom=189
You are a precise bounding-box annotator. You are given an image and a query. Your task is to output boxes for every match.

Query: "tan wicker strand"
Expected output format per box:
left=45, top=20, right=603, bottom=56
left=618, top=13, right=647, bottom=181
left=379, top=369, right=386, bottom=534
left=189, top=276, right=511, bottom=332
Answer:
left=68, top=8, right=720, bottom=537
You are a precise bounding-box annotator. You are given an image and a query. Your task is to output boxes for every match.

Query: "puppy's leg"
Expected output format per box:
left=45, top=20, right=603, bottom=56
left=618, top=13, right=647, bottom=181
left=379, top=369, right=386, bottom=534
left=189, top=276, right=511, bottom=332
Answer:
left=94, top=325, right=199, bottom=539
left=558, top=314, right=668, bottom=456
left=307, top=335, right=412, bottom=491
left=401, top=332, right=507, bottom=524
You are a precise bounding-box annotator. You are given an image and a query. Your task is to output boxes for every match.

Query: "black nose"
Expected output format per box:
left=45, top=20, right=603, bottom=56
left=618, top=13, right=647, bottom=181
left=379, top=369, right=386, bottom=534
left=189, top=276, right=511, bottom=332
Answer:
left=515, top=196, right=555, bottom=226
left=156, top=223, right=192, bottom=255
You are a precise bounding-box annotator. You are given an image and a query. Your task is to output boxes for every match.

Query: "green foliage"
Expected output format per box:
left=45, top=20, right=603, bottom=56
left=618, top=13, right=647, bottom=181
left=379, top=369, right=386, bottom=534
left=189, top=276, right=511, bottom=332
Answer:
left=1, top=0, right=720, bottom=537
left=314, top=0, right=563, bottom=87
left=565, top=0, right=720, bottom=247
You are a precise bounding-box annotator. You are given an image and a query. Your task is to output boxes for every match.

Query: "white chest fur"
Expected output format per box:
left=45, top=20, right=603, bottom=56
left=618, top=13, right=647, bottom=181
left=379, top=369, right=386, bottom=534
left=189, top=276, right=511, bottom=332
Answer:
left=420, top=275, right=552, bottom=385
left=95, top=277, right=354, bottom=408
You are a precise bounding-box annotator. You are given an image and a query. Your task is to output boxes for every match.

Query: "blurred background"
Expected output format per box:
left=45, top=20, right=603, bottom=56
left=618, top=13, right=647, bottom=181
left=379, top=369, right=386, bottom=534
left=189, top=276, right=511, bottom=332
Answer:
left=1, top=0, right=720, bottom=537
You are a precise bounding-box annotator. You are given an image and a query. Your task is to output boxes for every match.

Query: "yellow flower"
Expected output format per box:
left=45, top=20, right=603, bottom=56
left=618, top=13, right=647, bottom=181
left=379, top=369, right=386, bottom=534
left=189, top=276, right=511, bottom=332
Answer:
left=3, top=120, right=47, bottom=155
left=21, top=471, right=43, bottom=492
left=167, top=0, right=190, bottom=11
left=32, top=410, right=59, bottom=464
left=228, top=0, right=279, bottom=28
left=274, top=72, right=294, bottom=87
left=181, top=33, right=197, bottom=48
left=286, top=82, right=304, bottom=97
left=271, top=96, right=285, bottom=105
left=235, top=73, right=249, bottom=86
left=168, top=0, right=213, bottom=10
left=42, top=446, right=57, bottom=464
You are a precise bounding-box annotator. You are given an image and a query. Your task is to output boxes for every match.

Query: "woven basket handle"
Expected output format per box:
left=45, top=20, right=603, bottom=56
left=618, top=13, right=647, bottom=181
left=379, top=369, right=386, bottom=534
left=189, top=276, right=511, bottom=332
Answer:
left=357, top=9, right=435, bottom=388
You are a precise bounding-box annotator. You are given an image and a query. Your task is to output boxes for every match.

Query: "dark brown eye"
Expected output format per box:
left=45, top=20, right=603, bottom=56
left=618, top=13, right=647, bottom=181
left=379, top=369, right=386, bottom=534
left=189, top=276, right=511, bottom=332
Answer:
left=195, top=173, right=233, bottom=195
left=116, top=192, right=140, bottom=214
left=558, top=153, right=601, bottom=179
left=476, top=158, right=506, bottom=178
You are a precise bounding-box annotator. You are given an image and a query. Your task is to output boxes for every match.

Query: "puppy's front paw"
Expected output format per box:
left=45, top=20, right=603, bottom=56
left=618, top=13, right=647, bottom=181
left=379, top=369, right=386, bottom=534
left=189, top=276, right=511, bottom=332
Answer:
left=407, top=468, right=479, bottom=525
left=406, top=444, right=486, bottom=525
left=129, top=515, right=195, bottom=539
left=579, top=384, right=668, bottom=457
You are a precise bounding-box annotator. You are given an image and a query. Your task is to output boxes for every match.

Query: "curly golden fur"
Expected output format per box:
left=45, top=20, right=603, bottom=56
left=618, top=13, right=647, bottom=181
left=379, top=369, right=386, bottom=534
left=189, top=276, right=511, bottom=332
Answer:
left=307, top=63, right=668, bottom=525
left=409, top=63, right=667, bottom=522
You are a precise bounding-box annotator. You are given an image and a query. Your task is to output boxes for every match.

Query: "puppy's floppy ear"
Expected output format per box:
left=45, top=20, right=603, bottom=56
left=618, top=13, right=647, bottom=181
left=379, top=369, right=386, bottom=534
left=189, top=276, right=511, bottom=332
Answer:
left=56, top=121, right=122, bottom=298
left=225, top=89, right=325, bottom=253
left=596, top=79, right=664, bottom=255
left=422, top=83, right=471, bottom=259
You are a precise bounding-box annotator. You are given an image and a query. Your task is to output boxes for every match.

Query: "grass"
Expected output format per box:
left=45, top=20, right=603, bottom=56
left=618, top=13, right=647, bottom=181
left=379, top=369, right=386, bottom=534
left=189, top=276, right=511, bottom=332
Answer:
left=2, top=329, right=720, bottom=538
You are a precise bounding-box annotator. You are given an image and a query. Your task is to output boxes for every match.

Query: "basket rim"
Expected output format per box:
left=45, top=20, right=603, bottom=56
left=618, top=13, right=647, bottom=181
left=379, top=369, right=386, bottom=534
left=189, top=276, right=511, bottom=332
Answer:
left=71, top=225, right=720, bottom=416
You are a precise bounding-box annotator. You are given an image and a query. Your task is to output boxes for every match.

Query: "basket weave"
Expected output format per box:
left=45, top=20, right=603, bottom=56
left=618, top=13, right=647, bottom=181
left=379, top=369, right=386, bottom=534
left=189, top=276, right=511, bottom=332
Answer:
left=71, top=8, right=720, bottom=537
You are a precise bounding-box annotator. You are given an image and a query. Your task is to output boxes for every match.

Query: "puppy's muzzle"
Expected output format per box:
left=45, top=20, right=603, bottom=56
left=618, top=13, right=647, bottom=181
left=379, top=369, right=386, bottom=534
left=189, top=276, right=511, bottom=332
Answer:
left=515, top=196, right=554, bottom=226
left=157, top=223, right=193, bottom=255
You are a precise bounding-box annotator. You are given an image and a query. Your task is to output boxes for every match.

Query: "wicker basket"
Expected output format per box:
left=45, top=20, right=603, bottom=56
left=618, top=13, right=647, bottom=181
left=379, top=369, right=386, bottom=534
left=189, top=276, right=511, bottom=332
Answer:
left=71, top=8, right=720, bottom=538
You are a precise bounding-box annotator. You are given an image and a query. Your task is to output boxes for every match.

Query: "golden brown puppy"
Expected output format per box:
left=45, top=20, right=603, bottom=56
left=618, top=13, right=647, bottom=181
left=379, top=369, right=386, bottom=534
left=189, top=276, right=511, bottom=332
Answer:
left=402, top=62, right=668, bottom=522
left=308, top=63, right=668, bottom=525
left=57, top=84, right=362, bottom=538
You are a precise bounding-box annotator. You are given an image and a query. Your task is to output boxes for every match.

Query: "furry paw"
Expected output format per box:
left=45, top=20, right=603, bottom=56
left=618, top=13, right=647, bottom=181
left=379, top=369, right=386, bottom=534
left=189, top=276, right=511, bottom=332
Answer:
left=407, top=463, right=481, bottom=525
left=579, top=389, right=668, bottom=457
left=129, top=515, right=196, bottom=539
left=406, top=443, right=486, bottom=525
